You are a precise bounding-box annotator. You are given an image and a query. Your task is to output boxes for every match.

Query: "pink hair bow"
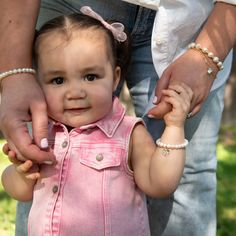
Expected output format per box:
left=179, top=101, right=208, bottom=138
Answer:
left=80, top=6, right=127, bottom=42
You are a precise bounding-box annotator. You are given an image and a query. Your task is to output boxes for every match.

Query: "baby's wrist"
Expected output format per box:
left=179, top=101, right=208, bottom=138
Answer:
left=162, top=125, right=185, bottom=141
left=165, top=124, right=185, bottom=130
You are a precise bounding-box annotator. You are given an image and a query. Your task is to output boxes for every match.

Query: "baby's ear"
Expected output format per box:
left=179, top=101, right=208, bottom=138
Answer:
left=113, top=66, right=121, bottom=92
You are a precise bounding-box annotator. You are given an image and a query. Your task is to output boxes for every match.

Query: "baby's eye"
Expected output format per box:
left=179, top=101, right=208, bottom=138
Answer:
left=51, top=77, right=64, bottom=85
left=84, top=74, right=97, bottom=82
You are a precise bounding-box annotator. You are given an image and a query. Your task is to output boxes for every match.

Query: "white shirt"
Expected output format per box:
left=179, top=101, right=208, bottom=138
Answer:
left=123, top=0, right=236, bottom=9
left=122, top=0, right=236, bottom=91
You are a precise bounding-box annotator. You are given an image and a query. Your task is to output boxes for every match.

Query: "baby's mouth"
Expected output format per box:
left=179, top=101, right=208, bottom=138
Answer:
left=65, top=107, right=90, bottom=114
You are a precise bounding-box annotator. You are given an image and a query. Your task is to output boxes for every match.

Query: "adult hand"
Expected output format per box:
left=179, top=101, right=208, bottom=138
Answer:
left=0, top=74, right=55, bottom=163
left=148, top=49, right=216, bottom=119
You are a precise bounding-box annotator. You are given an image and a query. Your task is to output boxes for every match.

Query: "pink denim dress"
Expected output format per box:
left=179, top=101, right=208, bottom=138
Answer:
left=28, top=97, right=150, bottom=236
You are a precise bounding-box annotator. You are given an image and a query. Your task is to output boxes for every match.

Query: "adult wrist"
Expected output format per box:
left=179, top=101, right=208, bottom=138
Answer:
left=188, top=42, right=224, bottom=76
left=0, top=68, right=36, bottom=87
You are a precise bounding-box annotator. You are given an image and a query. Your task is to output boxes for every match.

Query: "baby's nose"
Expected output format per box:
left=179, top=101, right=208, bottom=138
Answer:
left=66, top=84, right=87, bottom=99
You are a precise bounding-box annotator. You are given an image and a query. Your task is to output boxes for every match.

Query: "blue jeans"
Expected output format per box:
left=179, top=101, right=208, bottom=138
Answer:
left=16, top=1, right=225, bottom=235
left=146, top=84, right=225, bottom=236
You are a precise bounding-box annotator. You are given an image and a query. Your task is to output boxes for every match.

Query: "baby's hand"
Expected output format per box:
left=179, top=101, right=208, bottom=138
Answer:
left=3, top=142, right=40, bottom=180
left=16, top=160, right=40, bottom=180
left=162, top=83, right=193, bottom=127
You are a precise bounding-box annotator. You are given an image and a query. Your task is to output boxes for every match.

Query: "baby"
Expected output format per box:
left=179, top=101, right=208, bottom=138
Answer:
left=1, top=6, right=192, bottom=236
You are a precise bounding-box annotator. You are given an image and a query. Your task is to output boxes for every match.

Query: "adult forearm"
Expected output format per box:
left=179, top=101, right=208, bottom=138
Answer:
left=196, top=2, right=236, bottom=61
left=0, top=0, right=41, bottom=70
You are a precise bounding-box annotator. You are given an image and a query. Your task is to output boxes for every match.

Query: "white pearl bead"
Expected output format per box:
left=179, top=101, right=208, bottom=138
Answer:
left=208, top=52, right=214, bottom=58
left=202, top=48, right=208, bottom=53
left=217, top=62, right=223, bottom=67
left=213, top=57, right=219, bottom=63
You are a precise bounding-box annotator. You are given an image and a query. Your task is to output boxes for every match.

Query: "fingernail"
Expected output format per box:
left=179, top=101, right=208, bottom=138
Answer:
left=40, top=138, right=48, bottom=149
left=148, top=114, right=155, bottom=119
left=43, top=161, right=53, bottom=165
left=153, top=96, right=158, bottom=104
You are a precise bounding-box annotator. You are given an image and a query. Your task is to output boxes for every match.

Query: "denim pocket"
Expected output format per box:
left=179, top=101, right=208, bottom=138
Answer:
left=80, top=147, right=121, bottom=170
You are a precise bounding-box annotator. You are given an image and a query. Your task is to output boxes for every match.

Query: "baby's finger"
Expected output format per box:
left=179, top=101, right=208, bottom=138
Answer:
left=169, top=83, right=193, bottom=101
left=16, top=160, right=34, bottom=173
left=178, top=83, right=193, bottom=100
left=162, top=88, right=192, bottom=117
left=25, top=172, right=41, bottom=180
left=163, top=93, right=189, bottom=115
left=161, top=90, right=182, bottom=104
left=163, top=96, right=180, bottom=108
left=167, top=85, right=192, bottom=110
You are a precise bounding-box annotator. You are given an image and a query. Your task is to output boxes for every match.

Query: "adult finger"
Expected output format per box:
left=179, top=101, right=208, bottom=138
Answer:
left=30, top=98, right=49, bottom=149
left=2, top=143, right=10, bottom=155
left=153, top=69, right=171, bottom=104
left=8, top=150, right=23, bottom=165
left=148, top=100, right=172, bottom=119
left=190, top=103, right=202, bottom=117
left=10, top=123, right=55, bottom=163
left=0, top=75, right=55, bottom=163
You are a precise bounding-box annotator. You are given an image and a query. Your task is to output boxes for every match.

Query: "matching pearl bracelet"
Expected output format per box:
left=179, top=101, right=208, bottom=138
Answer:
left=188, top=42, right=224, bottom=72
left=0, top=68, right=36, bottom=83
left=156, top=138, right=189, bottom=156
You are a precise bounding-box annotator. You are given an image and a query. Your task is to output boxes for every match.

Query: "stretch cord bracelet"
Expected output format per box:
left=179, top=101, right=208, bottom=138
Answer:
left=0, top=68, right=36, bottom=84
left=156, top=138, right=189, bottom=156
left=188, top=42, right=224, bottom=75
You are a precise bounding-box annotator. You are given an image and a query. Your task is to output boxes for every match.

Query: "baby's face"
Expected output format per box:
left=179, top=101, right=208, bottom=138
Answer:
left=36, top=29, right=120, bottom=127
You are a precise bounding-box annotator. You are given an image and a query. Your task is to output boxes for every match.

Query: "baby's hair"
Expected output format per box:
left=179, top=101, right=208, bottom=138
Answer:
left=34, top=13, right=131, bottom=78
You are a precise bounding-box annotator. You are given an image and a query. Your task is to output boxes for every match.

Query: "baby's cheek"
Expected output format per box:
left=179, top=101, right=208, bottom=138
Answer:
left=98, top=85, right=113, bottom=98
left=47, top=102, right=62, bottom=121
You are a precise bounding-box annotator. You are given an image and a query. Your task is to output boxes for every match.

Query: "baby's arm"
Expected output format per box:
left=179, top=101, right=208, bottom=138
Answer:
left=131, top=83, right=192, bottom=198
left=1, top=145, right=40, bottom=201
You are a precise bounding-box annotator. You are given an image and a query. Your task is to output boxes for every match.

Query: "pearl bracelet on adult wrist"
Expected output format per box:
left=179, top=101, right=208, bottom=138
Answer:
left=188, top=42, right=224, bottom=71
left=156, top=138, right=189, bottom=156
left=0, top=68, right=36, bottom=83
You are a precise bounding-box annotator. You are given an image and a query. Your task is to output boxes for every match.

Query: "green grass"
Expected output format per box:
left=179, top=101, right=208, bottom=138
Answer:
left=217, top=125, right=236, bottom=236
left=0, top=140, right=17, bottom=236
left=0, top=126, right=236, bottom=235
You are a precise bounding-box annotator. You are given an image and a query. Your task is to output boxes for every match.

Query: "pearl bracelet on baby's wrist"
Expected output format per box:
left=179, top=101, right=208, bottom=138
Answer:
left=0, top=68, right=36, bottom=84
left=156, top=138, right=189, bottom=156
left=156, top=139, right=189, bottom=149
